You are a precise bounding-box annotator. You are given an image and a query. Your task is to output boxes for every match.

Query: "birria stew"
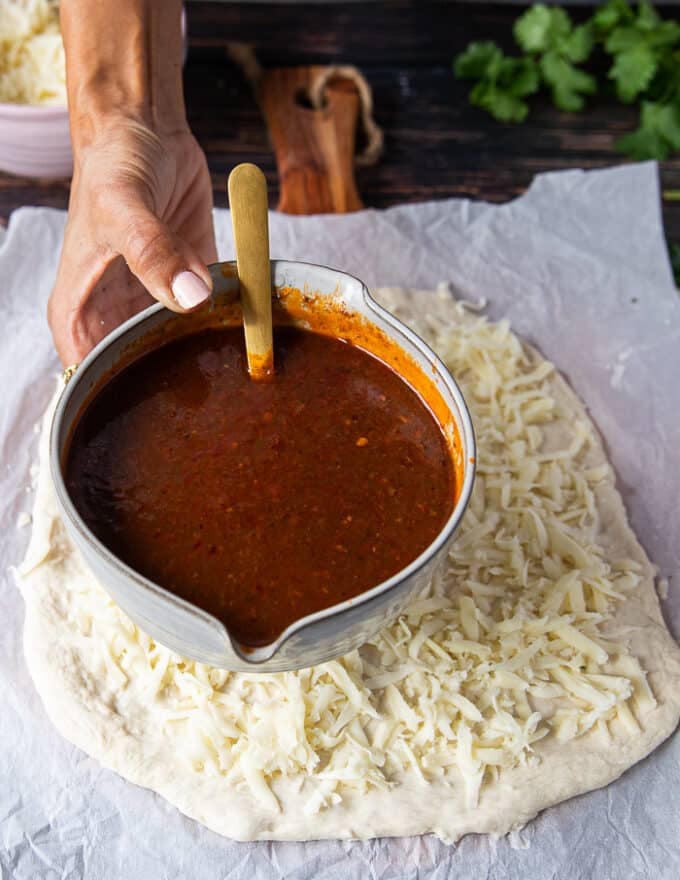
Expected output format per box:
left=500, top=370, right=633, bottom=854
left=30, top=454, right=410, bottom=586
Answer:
left=65, top=323, right=456, bottom=646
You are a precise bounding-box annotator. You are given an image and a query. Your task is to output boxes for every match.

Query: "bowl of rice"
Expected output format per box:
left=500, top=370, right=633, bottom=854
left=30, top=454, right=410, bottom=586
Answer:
left=0, top=0, right=71, bottom=178
left=0, top=1, right=186, bottom=180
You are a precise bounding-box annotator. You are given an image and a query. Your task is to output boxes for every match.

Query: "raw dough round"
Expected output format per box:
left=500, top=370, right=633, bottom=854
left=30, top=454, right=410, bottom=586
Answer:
left=18, top=288, right=680, bottom=842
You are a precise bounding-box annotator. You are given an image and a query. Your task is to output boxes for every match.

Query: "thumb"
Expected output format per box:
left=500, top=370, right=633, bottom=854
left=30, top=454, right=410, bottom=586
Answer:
left=115, top=209, right=213, bottom=312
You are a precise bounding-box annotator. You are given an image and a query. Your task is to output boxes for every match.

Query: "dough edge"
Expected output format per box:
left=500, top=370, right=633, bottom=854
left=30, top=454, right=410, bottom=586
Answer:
left=19, top=286, right=680, bottom=843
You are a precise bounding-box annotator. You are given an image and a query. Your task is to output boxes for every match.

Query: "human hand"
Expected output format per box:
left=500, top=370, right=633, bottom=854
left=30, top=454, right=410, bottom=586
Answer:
left=48, top=115, right=217, bottom=366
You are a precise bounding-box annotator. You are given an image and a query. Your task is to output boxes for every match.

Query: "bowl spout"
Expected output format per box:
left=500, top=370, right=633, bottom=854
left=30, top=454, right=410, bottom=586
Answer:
left=51, top=260, right=475, bottom=671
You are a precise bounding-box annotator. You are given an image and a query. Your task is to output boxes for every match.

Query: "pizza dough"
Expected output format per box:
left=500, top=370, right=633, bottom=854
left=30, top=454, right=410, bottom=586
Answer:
left=17, top=287, right=680, bottom=842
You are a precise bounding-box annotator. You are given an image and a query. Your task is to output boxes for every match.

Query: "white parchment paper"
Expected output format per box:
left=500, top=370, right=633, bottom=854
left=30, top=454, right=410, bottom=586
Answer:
left=1, top=163, right=678, bottom=879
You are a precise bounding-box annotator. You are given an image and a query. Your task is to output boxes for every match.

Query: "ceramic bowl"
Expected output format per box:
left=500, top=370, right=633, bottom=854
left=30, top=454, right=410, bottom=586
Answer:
left=50, top=260, right=476, bottom=672
left=0, top=103, right=72, bottom=178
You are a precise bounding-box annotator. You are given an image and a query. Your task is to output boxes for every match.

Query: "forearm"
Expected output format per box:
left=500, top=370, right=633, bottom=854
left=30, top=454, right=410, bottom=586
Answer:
left=60, top=0, right=186, bottom=149
left=50, top=0, right=214, bottom=364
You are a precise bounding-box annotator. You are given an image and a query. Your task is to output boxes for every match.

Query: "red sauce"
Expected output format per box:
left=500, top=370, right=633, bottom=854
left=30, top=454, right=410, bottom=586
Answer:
left=65, top=326, right=456, bottom=646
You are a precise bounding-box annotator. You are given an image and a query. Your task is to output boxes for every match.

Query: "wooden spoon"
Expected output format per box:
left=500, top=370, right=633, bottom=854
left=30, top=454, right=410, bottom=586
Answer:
left=228, top=163, right=274, bottom=380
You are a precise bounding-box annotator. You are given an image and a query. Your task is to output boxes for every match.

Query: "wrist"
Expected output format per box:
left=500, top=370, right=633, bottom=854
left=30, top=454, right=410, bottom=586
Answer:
left=61, top=0, right=186, bottom=151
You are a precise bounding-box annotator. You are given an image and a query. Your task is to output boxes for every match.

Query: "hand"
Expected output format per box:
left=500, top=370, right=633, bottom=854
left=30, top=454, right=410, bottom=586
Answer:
left=48, top=115, right=217, bottom=366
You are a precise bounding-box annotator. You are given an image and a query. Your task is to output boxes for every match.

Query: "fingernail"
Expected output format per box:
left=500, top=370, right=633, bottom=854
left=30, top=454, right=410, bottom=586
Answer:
left=171, top=271, right=211, bottom=309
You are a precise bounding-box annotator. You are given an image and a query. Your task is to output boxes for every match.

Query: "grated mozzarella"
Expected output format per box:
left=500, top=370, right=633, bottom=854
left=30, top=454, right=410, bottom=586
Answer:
left=52, top=295, right=656, bottom=814
left=0, top=1, right=66, bottom=105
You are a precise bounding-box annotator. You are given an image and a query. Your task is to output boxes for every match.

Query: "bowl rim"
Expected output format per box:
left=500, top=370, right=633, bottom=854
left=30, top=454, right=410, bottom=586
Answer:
left=0, top=101, right=68, bottom=116
left=50, top=259, right=476, bottom=664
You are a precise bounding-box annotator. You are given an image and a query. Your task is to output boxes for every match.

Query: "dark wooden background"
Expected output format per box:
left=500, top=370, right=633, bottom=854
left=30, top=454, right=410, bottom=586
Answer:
left=1, top=1, right=679, bottom=243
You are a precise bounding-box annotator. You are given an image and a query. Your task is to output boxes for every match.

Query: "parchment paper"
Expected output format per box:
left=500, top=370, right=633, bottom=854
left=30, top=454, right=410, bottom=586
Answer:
left=1, top=162, right=678, bottom=879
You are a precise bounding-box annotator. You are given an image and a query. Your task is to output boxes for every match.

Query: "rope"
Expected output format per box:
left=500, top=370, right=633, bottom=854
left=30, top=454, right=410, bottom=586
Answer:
left=307, top=65, right=383, bottom=167
left=226, top=43, right=383, bottom=167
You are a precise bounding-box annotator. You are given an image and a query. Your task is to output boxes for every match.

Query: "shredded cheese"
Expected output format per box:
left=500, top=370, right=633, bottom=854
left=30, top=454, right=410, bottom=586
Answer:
left=50, top=295, right=656, bottom=815
left=0, top=1, right=65, bottom=105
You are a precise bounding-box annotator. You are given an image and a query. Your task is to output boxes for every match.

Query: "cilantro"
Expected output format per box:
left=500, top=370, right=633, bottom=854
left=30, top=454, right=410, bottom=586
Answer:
left=453, top=0, right=680, bottom=162
left=617, top=100, right=680, bottom=160
left=604, top=1, right=680, bottom=102
left=514, top=5, right=571, bottom=54
left=454, top=41, right=501, bottom=79
left=514, top=5, right=596, bottom=111
left=514, top=5, right=594, bottom=64
left=608, top=43, right=657, bottom=102
left=539, top=51, right=597, bottom=112
left=591, top=0, right=635, bottom=36
left=454, top=42, right=539, bottom=123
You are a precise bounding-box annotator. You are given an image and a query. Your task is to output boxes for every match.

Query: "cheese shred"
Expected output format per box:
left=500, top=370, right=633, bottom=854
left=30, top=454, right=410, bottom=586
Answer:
left=52, top=294, right=655, bottom=815
left=0, top=1, right=66, bottom=105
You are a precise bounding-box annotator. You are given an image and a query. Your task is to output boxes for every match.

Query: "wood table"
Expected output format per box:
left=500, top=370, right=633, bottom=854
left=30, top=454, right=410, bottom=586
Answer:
left=1, top=1, right=679, bottom=247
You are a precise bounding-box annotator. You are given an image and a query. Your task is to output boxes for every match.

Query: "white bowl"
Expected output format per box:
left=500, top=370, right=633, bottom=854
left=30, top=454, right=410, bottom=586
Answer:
left=0, top=102, right=72, bottom=178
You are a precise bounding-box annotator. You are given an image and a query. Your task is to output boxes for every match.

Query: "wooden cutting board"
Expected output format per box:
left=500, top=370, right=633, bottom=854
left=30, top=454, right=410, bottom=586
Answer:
left=259, top=66, right=365, bottom=215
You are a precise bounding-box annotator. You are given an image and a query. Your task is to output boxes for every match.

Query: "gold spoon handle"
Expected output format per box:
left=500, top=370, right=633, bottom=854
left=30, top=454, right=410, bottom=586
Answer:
left=228, top=163, right=274, bottom=380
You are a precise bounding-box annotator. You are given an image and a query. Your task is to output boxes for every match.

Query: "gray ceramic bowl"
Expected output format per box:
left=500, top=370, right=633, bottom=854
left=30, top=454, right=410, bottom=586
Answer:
left=51, top=260, right=476, bottom=671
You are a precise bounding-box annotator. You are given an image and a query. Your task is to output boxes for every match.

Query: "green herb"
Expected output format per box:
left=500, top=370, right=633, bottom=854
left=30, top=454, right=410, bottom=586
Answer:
left=454, top=42, right=539, bottom=122
left=617, top=100, right=680, bottom=161
left=598, top=0, right=680, bottom=101
left=514, top=5, right=596, bottom=111
left=453, top=0, right=680, bottom=161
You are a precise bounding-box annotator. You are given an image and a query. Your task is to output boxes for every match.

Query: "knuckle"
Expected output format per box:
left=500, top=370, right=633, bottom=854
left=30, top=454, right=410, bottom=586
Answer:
left=123, top=220, right=179, bottom=278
